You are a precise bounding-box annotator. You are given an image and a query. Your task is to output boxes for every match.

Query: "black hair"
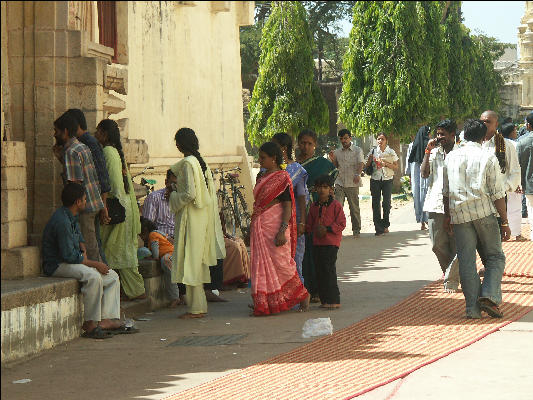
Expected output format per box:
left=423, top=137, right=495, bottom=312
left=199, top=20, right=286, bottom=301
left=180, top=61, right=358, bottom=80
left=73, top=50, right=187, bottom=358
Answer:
left=174, top=127, right=208, bottom=186
left=166, top=169, right=175, bottom=181
left=314, top=174, right=334, bottom=188
left=376, top=132, right=388, bottom=140
left=526, top=112, right=533, bottom=127
left=463, top=119, right=487, bottom=142
left=65, top=109, right=87, bottom=131
left=297, top=128, right=317, bottom=143
left=502, top=117, right=513, bottom=124
left=140, top=216, right=157, bottom=235
left=338, top=128, right=351, bottom=138
left=97, top=119, right=130, bottom=194
left=435, top=119, right=457, bottom=134
left=54, top=113, right=78, bottom=138
left=61, top=182, right=86, bottom=207
left=500, top=122, right=516, bottom=139
left=259, top=141, right=284, bottom=168
left=271, top=132, right=293, bottom=161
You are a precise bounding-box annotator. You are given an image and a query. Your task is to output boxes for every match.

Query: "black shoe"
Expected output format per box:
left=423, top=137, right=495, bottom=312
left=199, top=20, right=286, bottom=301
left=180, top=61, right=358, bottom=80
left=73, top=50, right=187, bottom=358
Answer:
left=479, top=298, right=503, bottom=318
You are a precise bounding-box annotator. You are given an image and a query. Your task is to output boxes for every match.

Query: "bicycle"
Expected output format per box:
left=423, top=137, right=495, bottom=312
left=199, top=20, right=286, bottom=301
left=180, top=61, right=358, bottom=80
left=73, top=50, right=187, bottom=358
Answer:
left=213, top=166, right=251, bottom=241
left=132, top=166, right=156, bottom=208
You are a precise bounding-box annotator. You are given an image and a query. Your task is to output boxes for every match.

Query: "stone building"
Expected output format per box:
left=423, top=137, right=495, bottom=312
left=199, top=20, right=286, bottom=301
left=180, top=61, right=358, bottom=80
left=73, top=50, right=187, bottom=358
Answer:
left=518, top=0, right=533, bottom=114
left=1, top=1, right=254, bottom=363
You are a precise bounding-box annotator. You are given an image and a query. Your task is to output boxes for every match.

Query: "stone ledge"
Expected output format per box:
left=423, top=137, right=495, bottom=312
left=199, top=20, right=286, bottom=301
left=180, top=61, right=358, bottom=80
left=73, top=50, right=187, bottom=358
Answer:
left=1, top=276, right=79, bottom=311
left=138, top=259, right=162, bottom=278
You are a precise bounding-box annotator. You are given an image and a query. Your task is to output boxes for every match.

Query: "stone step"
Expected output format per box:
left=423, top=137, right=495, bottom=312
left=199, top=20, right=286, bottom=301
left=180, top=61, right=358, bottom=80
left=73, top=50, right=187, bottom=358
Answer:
left=1, top=246, right=41, bottom=279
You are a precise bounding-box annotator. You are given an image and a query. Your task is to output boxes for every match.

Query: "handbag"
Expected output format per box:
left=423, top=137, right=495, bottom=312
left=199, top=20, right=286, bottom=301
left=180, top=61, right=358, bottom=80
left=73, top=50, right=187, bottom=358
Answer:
left=364, top=148, right=375, bottom=176
left=106, top=197, right=126, bottom=225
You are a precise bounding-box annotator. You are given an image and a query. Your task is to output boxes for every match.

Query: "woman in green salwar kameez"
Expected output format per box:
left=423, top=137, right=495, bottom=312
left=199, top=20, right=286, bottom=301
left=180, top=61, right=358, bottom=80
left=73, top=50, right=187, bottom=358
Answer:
left=296, top=129, right=337, bottom=303
left=169, top=128, right=225, bottom=319
left=96, top=119, right=146, bottom=300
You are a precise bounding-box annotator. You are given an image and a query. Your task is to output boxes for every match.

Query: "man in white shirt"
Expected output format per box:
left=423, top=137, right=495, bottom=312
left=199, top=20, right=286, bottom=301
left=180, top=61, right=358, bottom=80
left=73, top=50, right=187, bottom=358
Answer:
left=421, top=119, right=460, bottom=293
left=443, top=119, right=510, bottom=319
left=329, top=129, right=364, bottom=237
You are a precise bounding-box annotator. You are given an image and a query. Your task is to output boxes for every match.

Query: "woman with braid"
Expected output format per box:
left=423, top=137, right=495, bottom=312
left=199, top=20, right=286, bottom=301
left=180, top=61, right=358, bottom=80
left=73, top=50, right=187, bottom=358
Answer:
left=480, top=111, right=521, bottom=233
left=96, top=119, right=146, bottom=300
left=169, top=128, right=226, bottom=319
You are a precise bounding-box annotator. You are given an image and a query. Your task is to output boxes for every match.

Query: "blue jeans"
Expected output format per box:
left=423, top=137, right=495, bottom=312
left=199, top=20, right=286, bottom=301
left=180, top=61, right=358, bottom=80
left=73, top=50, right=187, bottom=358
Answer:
left=453, top=214, right=505, bottom=317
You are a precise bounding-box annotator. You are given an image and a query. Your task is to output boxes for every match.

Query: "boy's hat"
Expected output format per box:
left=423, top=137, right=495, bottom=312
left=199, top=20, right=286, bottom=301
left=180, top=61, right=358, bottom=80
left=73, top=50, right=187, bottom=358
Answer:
left=314, top=174, right=334, bottom=188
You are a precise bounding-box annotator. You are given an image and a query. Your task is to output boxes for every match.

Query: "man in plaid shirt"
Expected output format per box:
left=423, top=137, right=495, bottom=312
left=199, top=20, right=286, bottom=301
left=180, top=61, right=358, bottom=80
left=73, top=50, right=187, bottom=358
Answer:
left=53, top=113, right=105, bottom=263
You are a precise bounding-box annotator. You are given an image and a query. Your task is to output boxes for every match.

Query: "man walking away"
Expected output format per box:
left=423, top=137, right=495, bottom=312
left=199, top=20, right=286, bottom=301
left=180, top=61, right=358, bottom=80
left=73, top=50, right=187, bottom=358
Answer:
left=516, top=113, right=533, bottom=240
left=328, top=129, right=364, bottom=237
left=443, top=119, right=510, bottom=319
left=421, top=119, right=460, bottom=293
left=42, top=183, right=137, bottom=338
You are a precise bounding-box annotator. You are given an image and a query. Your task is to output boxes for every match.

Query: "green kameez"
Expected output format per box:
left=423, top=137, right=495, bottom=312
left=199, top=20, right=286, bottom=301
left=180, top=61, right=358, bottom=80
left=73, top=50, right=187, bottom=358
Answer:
left=100, top=146, right=144, bottom=299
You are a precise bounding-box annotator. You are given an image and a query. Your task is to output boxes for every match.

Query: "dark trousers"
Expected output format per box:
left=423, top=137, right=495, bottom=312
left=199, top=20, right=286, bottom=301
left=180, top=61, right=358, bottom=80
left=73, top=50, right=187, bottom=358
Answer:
left=179, top=259, right=224, bottom=294
left=302, top=233, right=318, bottom=296
left=313, top=245, right=340, bottom=304
left=370, top=178, right=393, bottom=234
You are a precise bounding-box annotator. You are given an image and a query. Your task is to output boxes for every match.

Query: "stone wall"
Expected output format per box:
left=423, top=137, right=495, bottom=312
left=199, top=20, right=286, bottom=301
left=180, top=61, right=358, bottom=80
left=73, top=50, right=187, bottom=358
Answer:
left=115, top=1, right=255, bottom=207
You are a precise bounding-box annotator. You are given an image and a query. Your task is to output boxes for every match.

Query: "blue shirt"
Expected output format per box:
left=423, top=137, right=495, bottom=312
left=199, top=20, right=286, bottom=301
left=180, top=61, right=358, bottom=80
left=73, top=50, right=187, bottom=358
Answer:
left=41, top=207, right=85, bottom=276
left=78, top=132, right=111, bottom=195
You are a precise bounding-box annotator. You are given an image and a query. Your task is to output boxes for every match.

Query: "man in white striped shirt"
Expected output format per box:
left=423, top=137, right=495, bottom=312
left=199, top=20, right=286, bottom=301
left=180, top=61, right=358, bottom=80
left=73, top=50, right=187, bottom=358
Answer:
left=443, top=119, right=510, bottom=319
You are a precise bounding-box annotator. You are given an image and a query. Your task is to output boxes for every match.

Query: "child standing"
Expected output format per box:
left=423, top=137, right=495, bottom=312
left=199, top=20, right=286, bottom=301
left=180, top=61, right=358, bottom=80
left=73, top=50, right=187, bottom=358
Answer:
left=140, top=217, right=186, bottom=307
left=306, top=174, right=346, bottom=309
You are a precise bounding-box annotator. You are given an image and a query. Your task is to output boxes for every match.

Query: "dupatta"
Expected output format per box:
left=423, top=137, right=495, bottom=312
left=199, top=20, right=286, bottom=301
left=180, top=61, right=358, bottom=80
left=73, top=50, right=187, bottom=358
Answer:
left=252, top=170, right=297, bottom=258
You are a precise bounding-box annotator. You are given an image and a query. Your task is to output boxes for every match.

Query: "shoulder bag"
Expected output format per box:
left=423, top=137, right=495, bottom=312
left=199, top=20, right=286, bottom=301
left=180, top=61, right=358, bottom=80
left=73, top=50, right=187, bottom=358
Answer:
left=364, top=148, right=375, bottom=176
left=106, top=197, right=126, bottom=225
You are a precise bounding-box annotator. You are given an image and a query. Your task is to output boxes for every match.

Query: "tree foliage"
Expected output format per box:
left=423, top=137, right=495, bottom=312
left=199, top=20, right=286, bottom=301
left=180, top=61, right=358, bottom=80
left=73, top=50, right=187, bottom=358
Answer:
left=339, top=1, right=506, bottom=139
left=246, top=1, right=329, bottom=145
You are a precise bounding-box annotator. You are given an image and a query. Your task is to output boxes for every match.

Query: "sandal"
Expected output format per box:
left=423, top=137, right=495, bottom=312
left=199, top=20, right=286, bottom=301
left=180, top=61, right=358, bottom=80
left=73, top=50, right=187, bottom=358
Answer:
left=81, top=326, right=114, bottom=339
left=178, top=312, right=206, bottom=319
left=103, top=325, right=139, bottom=335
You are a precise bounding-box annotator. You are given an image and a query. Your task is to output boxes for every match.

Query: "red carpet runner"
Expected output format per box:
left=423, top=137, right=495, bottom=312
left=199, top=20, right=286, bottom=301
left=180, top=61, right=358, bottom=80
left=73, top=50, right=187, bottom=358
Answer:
left=165, top=226, right=533, bottom=400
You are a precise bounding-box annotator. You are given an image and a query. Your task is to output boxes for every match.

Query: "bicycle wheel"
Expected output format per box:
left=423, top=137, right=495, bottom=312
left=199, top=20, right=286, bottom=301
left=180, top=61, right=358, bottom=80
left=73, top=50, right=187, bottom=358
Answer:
left=221, top=196, right=236, bottom=237
left=234, top=189, right=251, bottom=239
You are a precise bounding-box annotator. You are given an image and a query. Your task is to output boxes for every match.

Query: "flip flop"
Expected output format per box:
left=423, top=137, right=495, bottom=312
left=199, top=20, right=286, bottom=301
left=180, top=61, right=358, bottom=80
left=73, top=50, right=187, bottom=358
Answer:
left=81, top=326, right=114, bottom=339
left=103, top=325, right=139, bottom=335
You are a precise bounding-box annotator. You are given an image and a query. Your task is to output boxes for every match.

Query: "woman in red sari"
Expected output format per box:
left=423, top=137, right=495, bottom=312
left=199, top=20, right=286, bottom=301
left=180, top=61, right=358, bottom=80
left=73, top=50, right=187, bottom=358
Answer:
left=251, top=142, right=310, bottom=316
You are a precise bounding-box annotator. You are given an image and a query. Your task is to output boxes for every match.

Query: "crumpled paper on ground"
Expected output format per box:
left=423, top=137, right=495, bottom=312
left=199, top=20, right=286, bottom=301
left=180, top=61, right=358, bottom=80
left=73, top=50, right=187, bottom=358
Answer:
left=302, top=317, right=333, bottom=338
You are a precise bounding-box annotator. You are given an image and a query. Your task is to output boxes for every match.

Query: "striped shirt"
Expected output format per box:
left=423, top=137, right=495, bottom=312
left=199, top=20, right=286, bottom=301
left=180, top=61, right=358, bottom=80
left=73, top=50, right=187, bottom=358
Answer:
left=64, top=138, right=104, bottom=213
left=142, top=188, right=175, bottom=238
left=443, top=141, right=506, bottom=224
left=423, top=144, right=458, bottom=214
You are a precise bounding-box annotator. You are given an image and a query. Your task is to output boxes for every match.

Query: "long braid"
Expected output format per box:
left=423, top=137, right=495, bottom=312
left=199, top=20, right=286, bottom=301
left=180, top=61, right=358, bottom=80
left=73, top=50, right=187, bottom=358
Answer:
left=494, top=131, right=506, bottom=174
left=175, top=128, right=209, bottom=187
left=97, top=119, right=130, bottom=194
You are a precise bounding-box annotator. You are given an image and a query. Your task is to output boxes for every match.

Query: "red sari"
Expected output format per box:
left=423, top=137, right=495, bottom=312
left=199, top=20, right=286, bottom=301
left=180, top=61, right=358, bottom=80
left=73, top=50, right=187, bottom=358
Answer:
left=250, top=170, right=309, bottom=316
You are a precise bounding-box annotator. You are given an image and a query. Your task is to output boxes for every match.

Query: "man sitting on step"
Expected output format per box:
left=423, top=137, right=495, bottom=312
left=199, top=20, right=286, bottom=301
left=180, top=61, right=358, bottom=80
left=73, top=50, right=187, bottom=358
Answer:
left=42, top=183, right=137, bottom=338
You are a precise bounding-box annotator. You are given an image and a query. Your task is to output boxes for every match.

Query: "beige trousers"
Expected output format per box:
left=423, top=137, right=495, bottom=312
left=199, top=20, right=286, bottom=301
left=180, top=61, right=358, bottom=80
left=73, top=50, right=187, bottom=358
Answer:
left=53, top=263, right=120, bottom=322
left=186, top=285, right=207, bottom=314
left=79, top=211, right=101, bottom=262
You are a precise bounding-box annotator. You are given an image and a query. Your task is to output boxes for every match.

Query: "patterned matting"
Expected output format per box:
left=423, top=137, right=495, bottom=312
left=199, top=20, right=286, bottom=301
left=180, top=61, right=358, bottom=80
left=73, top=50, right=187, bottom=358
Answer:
left=164, top=225, right=533, bottom=400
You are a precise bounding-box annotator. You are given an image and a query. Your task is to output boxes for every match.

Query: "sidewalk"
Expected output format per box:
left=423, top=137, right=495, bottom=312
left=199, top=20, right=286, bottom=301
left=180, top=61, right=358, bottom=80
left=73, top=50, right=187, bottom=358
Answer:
left=2, top=201, right=532, bottom=400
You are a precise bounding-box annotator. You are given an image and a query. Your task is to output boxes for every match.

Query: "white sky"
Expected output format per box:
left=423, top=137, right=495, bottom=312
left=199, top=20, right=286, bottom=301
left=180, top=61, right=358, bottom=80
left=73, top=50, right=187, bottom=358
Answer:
left=339, top=1, right=525, bottom=45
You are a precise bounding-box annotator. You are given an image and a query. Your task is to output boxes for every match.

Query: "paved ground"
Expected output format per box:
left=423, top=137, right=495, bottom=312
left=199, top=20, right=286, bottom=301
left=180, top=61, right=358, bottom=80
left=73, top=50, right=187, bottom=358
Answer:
left=2, top=197, right=532, bottom=400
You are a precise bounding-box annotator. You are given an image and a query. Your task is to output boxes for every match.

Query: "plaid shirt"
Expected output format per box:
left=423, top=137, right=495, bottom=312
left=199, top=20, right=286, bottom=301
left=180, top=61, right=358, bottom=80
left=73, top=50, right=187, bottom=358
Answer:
left=142, top=188, right=175, bottom=238
left=64, top=138, right=104, bottom=213
left=443, top=141, right=506, bottom=224
left=78, top=132, right=111, bottom=194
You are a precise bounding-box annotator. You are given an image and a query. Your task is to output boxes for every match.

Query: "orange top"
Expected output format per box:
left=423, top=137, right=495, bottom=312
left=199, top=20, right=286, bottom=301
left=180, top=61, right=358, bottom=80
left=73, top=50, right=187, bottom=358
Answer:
left=148, top=231, right=174, bottom=258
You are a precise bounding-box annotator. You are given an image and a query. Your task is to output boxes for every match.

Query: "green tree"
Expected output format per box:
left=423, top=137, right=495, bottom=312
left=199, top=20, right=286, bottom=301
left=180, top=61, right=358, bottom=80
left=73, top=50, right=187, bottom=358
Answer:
left=339, top=1, right=445, bottom=139
left=246, top=1, right=328, bottom=145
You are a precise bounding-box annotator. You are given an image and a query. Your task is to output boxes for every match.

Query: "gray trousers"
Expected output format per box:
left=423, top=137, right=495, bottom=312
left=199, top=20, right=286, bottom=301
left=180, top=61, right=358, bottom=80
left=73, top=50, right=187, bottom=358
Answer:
left=428, top=212, right=460, bottom=286
left=53, top=263, right=120, bottom=322
left=335, top=185, right=361, bottom=234
left=161, top=253, right=181, bottom=300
